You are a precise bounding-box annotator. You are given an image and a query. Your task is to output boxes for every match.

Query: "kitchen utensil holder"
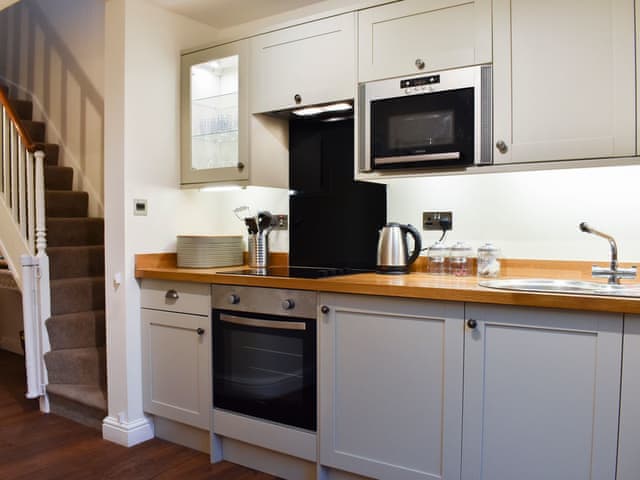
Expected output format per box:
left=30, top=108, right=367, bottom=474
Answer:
left=248, top=232, right=269, bottom=268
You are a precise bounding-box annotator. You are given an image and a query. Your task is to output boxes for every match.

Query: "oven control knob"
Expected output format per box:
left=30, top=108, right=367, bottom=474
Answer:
left=282, top=299, right=295, bottom=310
left=228, top=294, right=240, bottom=305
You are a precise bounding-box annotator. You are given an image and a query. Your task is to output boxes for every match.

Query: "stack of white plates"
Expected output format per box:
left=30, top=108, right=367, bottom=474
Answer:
left=177, top=235, right=243, bottom=268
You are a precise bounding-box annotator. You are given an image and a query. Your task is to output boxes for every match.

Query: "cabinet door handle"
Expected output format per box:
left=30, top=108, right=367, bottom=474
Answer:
left=415, top=58, right=426, bottom=70
left=467, top=319, right=477, bottom=329
left=237, top=161, right=245, bottom=170
left=196, top=328, right=205, bottom=336
left=165, top=290, right=179, bottom=300
left=320, top=305, right=330, bottom=314
left=496, top=140, right=508, bottom=154
left=294, top=94, right=302, bottom=104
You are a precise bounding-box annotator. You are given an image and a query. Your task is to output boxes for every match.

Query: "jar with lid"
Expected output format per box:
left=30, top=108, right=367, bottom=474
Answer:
left=477, top=243, right=501, bottom=278
left=449, top=241, right=472, bottom=277
left=426, top=241, right=449, bottom=275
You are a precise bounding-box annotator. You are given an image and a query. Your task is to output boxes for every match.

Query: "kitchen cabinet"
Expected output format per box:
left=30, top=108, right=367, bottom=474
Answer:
left=357, top=0, right=491, bottom=83
left=181, top=40, right=249, bottom=186
left=249, top=13, right=355, bottom=114
left=140, top=280, right=211, bottom=430
left=462, top=303, right=622, bottom=480
left=617, top=314, right=640, bottom=480
left=318, top=293, right=464, bottom=480
left=492, top=0, right=635, bottom=164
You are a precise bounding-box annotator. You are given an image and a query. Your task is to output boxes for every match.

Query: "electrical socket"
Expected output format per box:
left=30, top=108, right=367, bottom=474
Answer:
left=423, top=211, right=453, bottom=231
left=270, top=214, right=288, bottom=230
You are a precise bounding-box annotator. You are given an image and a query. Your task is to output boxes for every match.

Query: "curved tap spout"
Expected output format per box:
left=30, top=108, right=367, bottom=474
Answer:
left=579, top=222, right=618, bottom=271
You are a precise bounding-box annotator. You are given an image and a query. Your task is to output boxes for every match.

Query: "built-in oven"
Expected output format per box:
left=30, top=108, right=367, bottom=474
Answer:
left=212, top=285, right=317, bottom=431
left=360, top=64, right=492, bottom=172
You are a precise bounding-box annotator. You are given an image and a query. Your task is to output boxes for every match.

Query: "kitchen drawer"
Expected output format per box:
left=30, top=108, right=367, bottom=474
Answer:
left=140, top=279, right=210, bottom=316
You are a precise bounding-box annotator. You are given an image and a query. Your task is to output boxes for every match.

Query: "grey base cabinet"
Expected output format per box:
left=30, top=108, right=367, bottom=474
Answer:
left=141, top=280, right=211, bottom=430
left=318, top=293, right=464, bottom=480
left=462, top=304, right=622, bottom=480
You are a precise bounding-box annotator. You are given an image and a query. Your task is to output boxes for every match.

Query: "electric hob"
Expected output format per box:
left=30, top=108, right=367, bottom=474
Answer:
left=221, top=266, right=368, bottom=279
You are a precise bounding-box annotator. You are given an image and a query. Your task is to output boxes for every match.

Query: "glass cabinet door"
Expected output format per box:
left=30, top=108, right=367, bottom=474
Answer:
left=181, top=40, right=249, bottom=186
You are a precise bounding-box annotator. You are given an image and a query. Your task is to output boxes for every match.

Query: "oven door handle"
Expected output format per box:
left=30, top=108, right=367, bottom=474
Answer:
left=375, top=152, right=461, bottom=165
left=219, top=313, right=307, bottom=331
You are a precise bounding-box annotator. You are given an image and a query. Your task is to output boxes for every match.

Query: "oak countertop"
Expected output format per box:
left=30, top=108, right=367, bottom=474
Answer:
left=135, top=253, right=640, bottom=315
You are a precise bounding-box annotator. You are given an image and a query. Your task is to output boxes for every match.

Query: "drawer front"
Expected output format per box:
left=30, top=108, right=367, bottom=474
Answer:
left=140, top=279, right=210, bottom=316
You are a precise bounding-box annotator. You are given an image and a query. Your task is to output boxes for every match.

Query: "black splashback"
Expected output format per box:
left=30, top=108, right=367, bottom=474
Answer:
left=289, top=118, right=387, bottom=270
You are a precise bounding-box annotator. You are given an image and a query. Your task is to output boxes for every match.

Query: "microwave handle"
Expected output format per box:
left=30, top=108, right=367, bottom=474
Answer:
left=375, top=152, right=461, bottom=165
left=219, top=313, right=306, bottom=331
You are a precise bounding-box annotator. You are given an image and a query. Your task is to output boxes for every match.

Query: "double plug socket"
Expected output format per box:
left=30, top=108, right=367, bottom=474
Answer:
left=422, top=211, right=453, bottom=231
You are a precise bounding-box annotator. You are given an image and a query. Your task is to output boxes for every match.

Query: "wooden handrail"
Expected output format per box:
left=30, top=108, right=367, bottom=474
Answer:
left=0, top=86, right=44, bottom=153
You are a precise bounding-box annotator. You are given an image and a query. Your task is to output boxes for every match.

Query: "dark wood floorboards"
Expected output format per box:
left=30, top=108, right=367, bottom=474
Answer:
left=0, top=349, right=279, bottom=479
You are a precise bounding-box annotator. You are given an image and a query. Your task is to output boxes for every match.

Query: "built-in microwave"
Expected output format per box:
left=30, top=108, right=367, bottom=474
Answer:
left=360, top=65, right=492, bottom=172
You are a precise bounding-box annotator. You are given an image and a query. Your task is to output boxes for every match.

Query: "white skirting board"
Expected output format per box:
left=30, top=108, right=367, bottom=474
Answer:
left=102, top=415, right=154, bottom=447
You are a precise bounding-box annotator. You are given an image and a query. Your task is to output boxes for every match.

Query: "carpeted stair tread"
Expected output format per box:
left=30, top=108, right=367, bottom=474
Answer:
left=9, top=99, right=32, bottom=120
left=0, top=269, right=18, bottom=288
left=47, top=245, right=104, bottom=280
left=45, top=190, right=88, bottom=217
left=45, top=346, right=106, bottom=385
left=45, top=166, right=73, bottom=190
left=21, top=120, right=45, bottom=142
left=47, top=384, right=107, bottom=430
left=46, top=311, right=105, bottom=350
left=47, top=383, right=107, bottom=414
left=47, top=217, right=104, bottom=246
left=50, top=276, right=105, bottom=315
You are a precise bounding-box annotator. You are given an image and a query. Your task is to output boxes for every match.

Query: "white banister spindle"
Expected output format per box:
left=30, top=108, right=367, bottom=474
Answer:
left=26, top=151, right=35, bottom=252
left=2, top=108, right=8, bottom=199
left=18, top=137, right=26, bottom=238
left=10, top=125, right=18, bottom=217
left=34, top=150, right=47, bottom=255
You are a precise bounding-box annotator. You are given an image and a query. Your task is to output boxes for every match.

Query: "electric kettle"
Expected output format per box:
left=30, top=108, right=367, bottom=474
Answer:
left=376, top=223, right=422, bottom=274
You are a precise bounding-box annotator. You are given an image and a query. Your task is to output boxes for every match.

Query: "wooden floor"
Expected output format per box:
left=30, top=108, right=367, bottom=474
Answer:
left=0, top=349, right=279, bottom=479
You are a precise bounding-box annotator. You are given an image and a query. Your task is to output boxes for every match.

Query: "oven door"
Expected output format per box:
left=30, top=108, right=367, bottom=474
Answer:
left=213, top=309, right=317, bottom=431
left=370, top=87, right=474, bottom=169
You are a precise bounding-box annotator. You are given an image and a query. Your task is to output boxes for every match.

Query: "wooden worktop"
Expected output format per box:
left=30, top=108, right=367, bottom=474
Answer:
left=135, top=253, right=640, bottom=314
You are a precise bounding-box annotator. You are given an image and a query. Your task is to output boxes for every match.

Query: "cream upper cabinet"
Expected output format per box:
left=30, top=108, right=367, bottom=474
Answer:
left=358, top=0, right=492, bottom=82
left=249, top=13, right=356, bottom=114
left=181, top=40, right=249, bottom=186
left=493, top=0, right=636, bottom=164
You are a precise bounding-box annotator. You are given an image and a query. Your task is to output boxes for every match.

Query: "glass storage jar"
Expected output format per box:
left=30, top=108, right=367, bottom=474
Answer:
left=477, top=243, right=501, bottom=278
left=426, top=242, right=449, bottom=275
left=449, top=241, right=472, bottom=277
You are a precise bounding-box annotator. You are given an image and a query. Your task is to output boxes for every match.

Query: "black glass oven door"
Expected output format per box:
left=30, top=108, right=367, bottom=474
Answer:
left=371, top=87, right=474, bottom=168
left=213, top=310, right=317, bottom=431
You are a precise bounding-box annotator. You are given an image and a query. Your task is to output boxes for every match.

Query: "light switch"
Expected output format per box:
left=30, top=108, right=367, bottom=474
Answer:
left=133, top=199, right=147, bottom=216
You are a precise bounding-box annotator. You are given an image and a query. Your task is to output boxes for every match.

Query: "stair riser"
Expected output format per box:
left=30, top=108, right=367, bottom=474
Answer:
left=44, top=144, right=59, bottom=166
left=48, top=246, right=104, bottom=280
left=22, top=120, right=45, bottom=143
left=45, top=167, right=73, bottom=191
left=50, top=278, right=105, bottom=315
left=45, top=348, right=105, bottom=385
left=45, top=191, right=88, bottom=218
left=46, top=312, right=105, bottom=350
left=10, top=99, right=33, bottom=120
left=47, top=219, right=104, bottom=247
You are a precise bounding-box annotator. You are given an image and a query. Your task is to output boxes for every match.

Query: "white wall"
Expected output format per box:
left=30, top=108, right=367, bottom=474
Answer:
left=104, top=0, right=220, bottom=445
left=0, top=0, right=104, bottom=216
left=385, top=164, right=640, bottom=262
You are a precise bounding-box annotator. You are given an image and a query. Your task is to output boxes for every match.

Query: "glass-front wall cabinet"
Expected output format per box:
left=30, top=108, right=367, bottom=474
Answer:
left=181, top=40, right=249, bottom=186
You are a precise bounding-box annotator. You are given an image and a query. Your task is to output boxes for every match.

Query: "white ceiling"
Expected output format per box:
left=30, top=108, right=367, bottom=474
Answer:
left=148, top=0, right=329, bottom=29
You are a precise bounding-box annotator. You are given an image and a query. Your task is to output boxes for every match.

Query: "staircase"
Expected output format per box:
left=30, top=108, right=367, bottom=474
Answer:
left=2, top=85, right=107, bottom=428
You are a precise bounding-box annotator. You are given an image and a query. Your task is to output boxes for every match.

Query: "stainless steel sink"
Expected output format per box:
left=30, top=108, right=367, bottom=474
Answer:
left=479, top=278, right=640, bottom=298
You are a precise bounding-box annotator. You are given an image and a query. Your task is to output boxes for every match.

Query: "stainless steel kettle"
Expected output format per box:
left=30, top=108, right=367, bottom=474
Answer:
left=376, top=223, right=422, bottom=274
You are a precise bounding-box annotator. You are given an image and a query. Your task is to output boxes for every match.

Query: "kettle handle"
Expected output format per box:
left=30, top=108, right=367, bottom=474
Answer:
left=403, top=224, right=422, bottom=266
